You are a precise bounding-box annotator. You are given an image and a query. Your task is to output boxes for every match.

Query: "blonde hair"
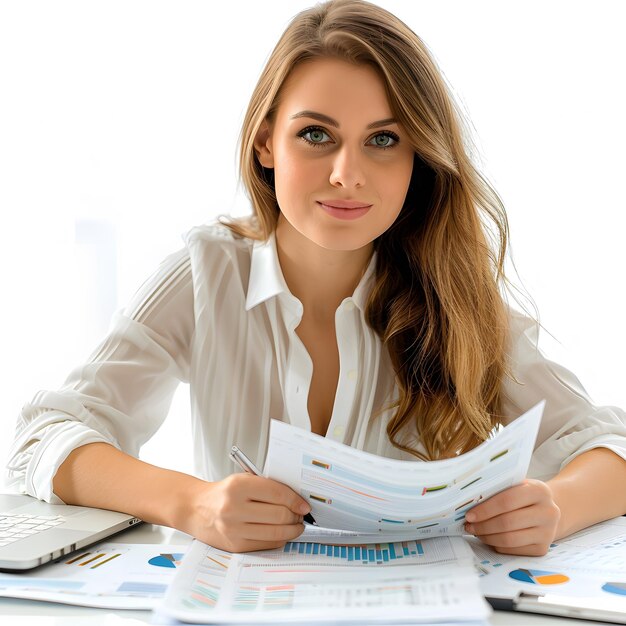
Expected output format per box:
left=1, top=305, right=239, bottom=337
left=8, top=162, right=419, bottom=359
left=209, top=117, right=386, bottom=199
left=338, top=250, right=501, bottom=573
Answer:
left=222, top=0, right=512, bottom=460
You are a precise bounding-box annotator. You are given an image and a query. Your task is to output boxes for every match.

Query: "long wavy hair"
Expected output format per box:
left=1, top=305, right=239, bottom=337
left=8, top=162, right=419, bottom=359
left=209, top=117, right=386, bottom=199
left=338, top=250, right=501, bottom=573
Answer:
left=221, top=0, right=513, bottom=460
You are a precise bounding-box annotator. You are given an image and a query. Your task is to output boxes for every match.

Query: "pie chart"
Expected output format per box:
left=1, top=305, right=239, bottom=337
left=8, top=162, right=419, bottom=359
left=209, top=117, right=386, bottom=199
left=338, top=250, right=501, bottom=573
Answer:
left=602, top=582, right=626, bottom=596
left=509, top=568, right=569, bottom=585
left=148, top=553, right=185, bottom=568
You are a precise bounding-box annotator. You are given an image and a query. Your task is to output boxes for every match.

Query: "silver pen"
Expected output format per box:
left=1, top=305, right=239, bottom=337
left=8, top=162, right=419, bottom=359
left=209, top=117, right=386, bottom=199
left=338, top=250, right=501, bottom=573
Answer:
left=229, top=445, right=317, bottom=525
left=229, top=445, right=262, bottom=475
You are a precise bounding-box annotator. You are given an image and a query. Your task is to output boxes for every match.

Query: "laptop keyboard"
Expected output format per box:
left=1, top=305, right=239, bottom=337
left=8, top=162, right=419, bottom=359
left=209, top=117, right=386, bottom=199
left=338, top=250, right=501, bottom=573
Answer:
left=0, top=513, right=65, bottom=547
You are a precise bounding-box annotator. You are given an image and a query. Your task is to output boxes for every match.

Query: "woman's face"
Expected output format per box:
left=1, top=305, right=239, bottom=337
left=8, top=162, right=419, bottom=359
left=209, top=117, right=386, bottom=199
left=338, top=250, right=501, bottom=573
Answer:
left=254, top=57, right=415, bottom=252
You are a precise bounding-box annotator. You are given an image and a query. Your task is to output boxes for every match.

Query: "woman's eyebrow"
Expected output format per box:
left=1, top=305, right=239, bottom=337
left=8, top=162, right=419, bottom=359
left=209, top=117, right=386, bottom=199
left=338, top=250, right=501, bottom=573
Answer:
left=289, top=110, right=398, bottom=129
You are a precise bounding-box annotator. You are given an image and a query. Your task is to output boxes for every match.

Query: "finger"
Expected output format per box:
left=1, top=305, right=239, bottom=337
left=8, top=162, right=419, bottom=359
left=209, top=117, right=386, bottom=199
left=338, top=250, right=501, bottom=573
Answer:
left=476, top=527, right=544, bottom=550
left=466, top=505, right=551, bottom=536
left=466, top=482, right=544, bottom=523
left=245, top=501, right=304, bottom=525
left=241, top=521, right=305, bottom=543
left=245, top=476, right=311, bottom=516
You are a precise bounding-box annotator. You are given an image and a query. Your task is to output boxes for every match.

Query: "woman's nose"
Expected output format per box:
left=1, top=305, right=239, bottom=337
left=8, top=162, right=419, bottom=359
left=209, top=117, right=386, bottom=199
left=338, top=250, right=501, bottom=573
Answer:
left=329, top=146, right=366, bottom=189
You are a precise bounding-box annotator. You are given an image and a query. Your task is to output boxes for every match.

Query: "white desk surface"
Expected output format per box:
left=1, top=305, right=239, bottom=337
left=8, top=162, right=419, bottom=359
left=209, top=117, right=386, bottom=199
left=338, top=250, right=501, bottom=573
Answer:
left=0, top=523, right=605, bottom=626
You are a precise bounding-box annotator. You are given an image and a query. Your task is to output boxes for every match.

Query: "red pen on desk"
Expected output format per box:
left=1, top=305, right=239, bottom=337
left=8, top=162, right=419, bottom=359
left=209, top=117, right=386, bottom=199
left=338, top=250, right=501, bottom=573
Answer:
left=229, top=445, right=317, bottom=526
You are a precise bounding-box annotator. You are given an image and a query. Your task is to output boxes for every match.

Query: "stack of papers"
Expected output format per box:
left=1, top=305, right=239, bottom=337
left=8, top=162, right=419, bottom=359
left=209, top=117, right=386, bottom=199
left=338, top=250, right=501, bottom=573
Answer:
left=160, top=536, right=490, bottom=624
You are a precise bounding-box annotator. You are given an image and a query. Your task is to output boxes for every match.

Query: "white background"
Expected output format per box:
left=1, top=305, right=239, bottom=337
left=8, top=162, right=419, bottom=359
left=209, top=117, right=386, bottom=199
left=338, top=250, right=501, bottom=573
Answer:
left=0, top=1, right=624, bottom=488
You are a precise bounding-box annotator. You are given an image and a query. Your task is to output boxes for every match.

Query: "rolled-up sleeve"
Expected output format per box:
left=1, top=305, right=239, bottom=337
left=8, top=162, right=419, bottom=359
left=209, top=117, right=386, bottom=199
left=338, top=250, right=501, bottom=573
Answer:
left=6, top=247, right=194, bottom=503
left=501, top=308, right=626, bottom=480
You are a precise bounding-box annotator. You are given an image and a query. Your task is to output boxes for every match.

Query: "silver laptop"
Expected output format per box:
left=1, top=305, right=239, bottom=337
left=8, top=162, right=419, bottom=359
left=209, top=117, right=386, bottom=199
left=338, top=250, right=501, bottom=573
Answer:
left=0, top=493, right=142, bottom=571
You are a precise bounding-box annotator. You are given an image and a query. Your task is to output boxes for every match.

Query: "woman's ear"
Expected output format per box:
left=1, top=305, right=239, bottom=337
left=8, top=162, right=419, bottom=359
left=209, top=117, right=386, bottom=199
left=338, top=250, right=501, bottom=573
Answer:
left=253, top=120, right=274, bottom=168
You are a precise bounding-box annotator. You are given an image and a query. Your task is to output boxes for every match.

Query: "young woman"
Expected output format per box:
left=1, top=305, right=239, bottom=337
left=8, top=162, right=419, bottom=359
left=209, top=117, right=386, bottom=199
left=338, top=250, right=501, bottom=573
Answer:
left=7, top=0, right=626, bottom=556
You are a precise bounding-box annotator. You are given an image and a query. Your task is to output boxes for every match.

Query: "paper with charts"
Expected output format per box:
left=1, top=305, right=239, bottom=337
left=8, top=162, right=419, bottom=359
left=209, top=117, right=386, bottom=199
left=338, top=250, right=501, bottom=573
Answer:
left=470, top=515, right=626, bottom=609
left=0, top=542, right=187, bottom=609
left=161, top=535, right=491, bottom=624
left=264, top=401, right=544, bottom=543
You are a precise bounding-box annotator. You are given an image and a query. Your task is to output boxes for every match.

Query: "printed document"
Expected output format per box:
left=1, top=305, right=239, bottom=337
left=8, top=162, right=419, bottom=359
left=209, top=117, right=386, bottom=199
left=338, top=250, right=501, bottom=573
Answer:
left=0, top=542, right=187, bottom=609
left=161, top=535, right=491, bottom=624
left=264, top=401, right=543, bottom=542
left=471, top=515, right=626, bottom=611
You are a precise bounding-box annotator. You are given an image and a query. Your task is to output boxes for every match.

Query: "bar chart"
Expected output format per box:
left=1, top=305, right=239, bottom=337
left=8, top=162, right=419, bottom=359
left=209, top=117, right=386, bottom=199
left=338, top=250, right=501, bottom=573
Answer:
left=282, top=540, right=425, bottom=565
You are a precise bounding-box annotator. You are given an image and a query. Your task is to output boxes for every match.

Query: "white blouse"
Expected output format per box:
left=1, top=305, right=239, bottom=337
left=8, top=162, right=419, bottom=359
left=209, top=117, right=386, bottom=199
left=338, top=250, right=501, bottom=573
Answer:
left=7, top=222, right=626, bottom=504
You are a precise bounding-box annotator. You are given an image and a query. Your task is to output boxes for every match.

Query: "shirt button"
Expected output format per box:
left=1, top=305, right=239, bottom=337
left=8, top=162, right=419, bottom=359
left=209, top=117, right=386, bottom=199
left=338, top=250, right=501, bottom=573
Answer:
left=333, top=425, right=345, bottom=437
left=347, top=370, right=357, bottom=381
left=344, top=301, right=355, bottom=311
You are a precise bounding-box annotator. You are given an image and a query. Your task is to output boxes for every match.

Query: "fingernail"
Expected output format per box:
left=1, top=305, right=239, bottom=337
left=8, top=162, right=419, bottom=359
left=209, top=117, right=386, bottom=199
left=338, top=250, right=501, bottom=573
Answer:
left=465, top=512, right=475, bottom=522
left=299, top=503, right=311, bottom=515
left=465, top=523, right=474, bottom=534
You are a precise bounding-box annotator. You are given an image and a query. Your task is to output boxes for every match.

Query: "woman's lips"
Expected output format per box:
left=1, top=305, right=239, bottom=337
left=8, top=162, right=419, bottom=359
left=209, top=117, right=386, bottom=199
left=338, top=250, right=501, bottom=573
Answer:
left=318, top=199, right=372, bottom=209
left=317, top=200, right=372, bottom=220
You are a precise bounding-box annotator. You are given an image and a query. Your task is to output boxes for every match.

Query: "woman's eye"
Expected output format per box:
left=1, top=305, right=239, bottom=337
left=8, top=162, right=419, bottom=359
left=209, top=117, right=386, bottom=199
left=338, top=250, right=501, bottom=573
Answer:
left=298, top=126, right=331, bottom=146
left=368, top=132, right=399, bottom=149
left=297, top=127, right=399, bottom=149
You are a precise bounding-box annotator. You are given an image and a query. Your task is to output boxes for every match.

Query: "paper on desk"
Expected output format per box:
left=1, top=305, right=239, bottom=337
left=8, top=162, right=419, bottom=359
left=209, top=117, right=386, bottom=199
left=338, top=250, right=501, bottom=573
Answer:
left=264, top=401, right=543, bottom=542
left=0, top=542, right=188, bottom=609
left=471, top=516, right=626, bottom=611
left=160, top=535, right=491, bottom=624
left=152, top=610, right=490, bottom=626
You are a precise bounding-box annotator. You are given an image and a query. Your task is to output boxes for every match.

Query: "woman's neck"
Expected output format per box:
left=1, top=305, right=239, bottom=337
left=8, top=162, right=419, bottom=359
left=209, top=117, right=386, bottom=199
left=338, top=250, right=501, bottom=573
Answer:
left=275, top=216, right=372, bottom=324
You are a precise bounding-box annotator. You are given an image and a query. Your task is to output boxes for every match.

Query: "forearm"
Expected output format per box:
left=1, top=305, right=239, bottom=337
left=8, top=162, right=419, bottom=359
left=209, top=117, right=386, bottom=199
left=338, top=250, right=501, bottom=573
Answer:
left=547, top=447, right=626, bottom=539
left=52, top=442, right=206, bottom=530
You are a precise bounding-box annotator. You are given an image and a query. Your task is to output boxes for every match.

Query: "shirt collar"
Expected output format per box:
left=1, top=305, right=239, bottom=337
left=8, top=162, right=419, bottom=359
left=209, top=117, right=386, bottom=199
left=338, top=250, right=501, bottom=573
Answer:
left=245, top=231, right=378, bottom=313
left=245, top=231, right=288, bottom=311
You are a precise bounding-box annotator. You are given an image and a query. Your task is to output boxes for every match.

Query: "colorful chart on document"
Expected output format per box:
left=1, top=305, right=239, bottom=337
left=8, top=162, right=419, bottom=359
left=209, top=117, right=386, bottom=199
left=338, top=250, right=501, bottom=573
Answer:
left=283, top=540, right=425, bottom=565
left=508, top=568, right=569, bottom=585
left=64, top=548, right=127, bottom=569
left=602, top=582, right=626, bottom=596
left=149, top=553, right=185, bottom=569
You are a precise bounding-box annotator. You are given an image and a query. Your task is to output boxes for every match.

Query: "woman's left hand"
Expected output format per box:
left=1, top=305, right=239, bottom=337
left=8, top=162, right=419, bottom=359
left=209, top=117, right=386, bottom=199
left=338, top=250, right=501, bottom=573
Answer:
left=464, top=479, right=561, bottom=556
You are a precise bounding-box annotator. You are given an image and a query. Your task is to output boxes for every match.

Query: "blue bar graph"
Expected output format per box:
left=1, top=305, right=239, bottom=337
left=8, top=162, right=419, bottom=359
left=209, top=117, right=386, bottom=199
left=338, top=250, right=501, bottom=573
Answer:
left=283, top=540, right=427, bottom=564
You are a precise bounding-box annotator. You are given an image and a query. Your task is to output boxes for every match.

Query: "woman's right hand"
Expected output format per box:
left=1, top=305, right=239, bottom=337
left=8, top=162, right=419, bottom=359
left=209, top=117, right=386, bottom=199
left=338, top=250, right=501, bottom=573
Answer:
left=181, top=473, right=310, bottom=552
